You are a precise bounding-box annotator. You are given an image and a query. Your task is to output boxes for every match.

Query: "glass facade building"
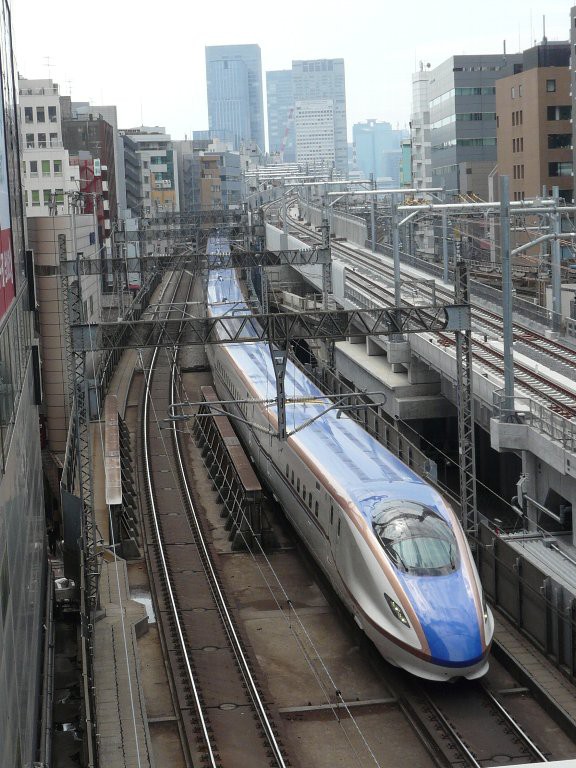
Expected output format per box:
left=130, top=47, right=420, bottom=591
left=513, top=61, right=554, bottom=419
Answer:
left=266, top=69, right=295, bottom=162
left=205, top=44, right=265, bottom=152
left=0, top=2, right=46, bottom=766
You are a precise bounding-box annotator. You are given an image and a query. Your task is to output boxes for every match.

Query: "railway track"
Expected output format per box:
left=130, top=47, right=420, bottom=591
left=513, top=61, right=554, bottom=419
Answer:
left=284, top=212, right=576, bottom=419
left=140, top=269, right=289, bottom=767
left=400, top=677, right=549, bottom=767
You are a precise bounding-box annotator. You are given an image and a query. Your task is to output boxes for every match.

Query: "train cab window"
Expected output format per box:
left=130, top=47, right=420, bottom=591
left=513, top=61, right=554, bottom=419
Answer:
left=315, top=501, right=319, bottom=517
left=372, top=501, right=458, bottom=576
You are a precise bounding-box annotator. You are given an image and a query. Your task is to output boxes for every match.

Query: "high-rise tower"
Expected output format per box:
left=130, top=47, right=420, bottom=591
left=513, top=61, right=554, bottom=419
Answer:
left=206, top=44, right=265, bottom=152
left=292, top=58, right=348, bottom=175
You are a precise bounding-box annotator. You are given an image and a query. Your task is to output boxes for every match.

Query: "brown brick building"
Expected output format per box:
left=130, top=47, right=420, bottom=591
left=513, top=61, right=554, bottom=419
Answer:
left=496, top=42, right=572, bottom=203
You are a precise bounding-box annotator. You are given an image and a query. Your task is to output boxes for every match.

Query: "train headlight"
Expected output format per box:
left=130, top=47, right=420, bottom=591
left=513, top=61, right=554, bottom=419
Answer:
left=385, top=593, right=410, bottom=627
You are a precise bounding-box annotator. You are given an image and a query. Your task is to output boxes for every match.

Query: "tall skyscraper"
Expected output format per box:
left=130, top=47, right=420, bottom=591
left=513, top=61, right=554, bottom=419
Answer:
left=292, top=58, right=348, bottom=175
left=266, top=69, right=295, bottom=161
left=206, top=44, right=265, bottom=152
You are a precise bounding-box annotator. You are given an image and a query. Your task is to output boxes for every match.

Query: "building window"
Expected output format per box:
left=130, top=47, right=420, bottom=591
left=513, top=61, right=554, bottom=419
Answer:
left=547, top=105, right=572, bottom=121
left=37, top=133, right=46, bottom=148
left=512, top=138, right=516, bottom=153
left=49, top=132, right=58, bottom=147
left=548, top=133, right=571, bottom=149
left=48, top=105, right=57, bottom=122
left=41, top=159, right=50, bottom=176
left=518, top=84, right=523, bottom=97
left=43, top=189, right=52, bottom=206
left=546, top=79, right=556, bottom=93
left=549, top=161, right=573, bottom=177
left=31, top=190, right=40, bottom=206
left=512, top=112, right=516, bottom=127
left=53, top=159, right=62, bottom=175
left=511, top=86, right=515, bottom=99
left=36, top=106, right=45, bottom=122
left=25, top=133, right=34, bottom=149
left=29, top=160, right=38, bottom=177
left=55, top=188, right=64, bottom=204
left=24, top=106, right=33, bottom=123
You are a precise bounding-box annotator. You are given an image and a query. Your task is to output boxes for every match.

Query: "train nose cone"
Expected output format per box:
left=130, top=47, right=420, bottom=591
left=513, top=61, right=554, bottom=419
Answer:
left=402, top=574, right=484, bottom=665
left=423, top=621, right=483, bottom=665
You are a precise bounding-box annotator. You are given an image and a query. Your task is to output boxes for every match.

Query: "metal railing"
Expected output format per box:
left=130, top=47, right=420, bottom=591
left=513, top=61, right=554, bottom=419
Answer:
left=493, top=389, right=576, bottom=453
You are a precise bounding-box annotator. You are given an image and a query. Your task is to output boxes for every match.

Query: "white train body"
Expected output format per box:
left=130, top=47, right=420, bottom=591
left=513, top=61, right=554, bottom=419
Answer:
left=205, top=246, right=493, bottom=681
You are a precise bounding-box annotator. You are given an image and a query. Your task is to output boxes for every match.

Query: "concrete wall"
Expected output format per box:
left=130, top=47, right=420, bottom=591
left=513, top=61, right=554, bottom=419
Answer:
left=298, top=200, right=368, bottom=246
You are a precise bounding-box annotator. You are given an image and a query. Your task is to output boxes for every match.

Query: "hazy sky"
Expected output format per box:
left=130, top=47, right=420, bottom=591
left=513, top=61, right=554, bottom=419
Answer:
left=11, top=0, right=572, bottom=144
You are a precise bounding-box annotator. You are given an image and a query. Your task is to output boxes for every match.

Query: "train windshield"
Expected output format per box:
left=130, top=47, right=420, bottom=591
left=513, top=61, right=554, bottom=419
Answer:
left=372, top=501, right=458, bottom=575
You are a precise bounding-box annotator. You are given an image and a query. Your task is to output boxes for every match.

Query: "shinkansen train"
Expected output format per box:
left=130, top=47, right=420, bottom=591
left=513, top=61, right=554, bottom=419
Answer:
left=204, top=236, right=493, bottom=681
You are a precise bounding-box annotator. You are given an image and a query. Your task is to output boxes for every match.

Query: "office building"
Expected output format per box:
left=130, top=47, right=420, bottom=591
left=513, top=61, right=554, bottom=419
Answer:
left=120, top=126, right=179, bottom=217
left=428, top=53, right=522, bottom=200
left=353, top=119, right=408, bottom=185
left=571, top=6, right=576, bottom=181
left=295, top=98, right=335, bottom=169
left=205, top=44, right=265, bottom=152
left=496, top=41, right=572, bottom=203
left=266, top=69, right=295, bottom=162
left=292, top=58, right=348, bottom=175
left=0, top=4, right=46, bottom=766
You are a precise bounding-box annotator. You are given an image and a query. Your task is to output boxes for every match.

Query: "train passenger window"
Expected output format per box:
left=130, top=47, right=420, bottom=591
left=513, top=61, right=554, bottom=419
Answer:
left=297, top=478, right=300, bottom=493
left=302, top=484, right=306, bottom=499
left=337, top=519, right=341, bottom=537
left=315, top=501, right=319, bottom=517
left=308, top=492, right=312, bottom=509
left=330, top=506, right=334, bottom=525
left=285, top=464, right=289, bottom=478
left=291, top=470, right=294, bottom=485
left=316, top=481, right=320, bottom=490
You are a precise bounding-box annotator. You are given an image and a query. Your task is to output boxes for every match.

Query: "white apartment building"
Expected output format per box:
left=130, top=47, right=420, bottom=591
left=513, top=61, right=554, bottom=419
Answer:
left=19, top=78, right=80, bottom=216
left=294, top=98, right=336, bottom=169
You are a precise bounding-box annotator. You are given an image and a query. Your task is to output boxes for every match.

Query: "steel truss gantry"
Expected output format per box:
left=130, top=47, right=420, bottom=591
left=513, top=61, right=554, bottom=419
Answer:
left=37, top=245, right=332, bottom=278
left=71, top=302, right=470, bottom=353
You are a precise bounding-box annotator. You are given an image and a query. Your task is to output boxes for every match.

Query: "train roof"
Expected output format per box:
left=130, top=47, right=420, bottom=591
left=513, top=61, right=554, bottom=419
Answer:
left=206, top=266, right=448, bottom=524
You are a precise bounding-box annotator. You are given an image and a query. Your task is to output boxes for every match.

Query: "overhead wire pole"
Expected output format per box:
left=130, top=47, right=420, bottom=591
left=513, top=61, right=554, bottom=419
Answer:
left=454, top=260, right=477, bottom=535
left=321, top=190, right=335, bottom=370
left=370, top=173, right=376, bottom=253
left=551, top=185, right=562, bottom=333
left=500, top=175, right=515, bottom=420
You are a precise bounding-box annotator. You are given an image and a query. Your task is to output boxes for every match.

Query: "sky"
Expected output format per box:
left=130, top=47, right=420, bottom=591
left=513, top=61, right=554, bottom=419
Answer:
left=11, top=0, right=572, bottom=145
